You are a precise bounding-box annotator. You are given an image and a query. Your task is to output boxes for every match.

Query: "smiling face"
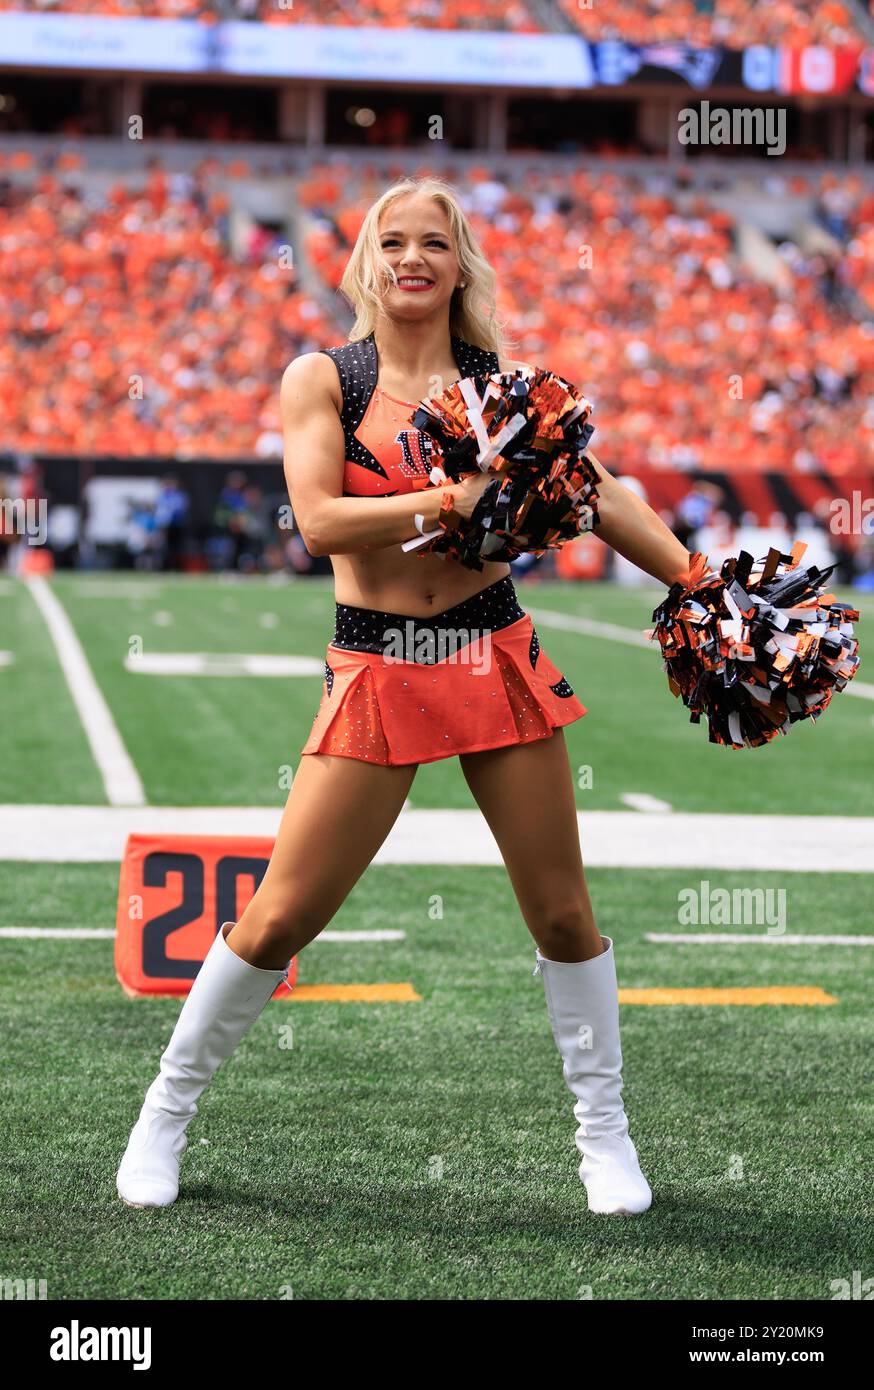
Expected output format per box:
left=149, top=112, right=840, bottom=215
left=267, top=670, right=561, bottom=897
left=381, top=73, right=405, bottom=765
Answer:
left=376, top=193, right=463, bottom=322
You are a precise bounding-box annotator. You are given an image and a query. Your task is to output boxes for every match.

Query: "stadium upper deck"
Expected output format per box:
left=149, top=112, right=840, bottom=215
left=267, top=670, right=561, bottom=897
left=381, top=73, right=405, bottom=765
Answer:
left=0, top=0, right=869, bottom=48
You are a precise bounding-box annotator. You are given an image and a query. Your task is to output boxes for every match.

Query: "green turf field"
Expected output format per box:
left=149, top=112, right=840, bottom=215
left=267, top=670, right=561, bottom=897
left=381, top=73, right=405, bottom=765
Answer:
left=1, top=573, right=872, bottom=1300
left=2, top=573, right=872, bottom=811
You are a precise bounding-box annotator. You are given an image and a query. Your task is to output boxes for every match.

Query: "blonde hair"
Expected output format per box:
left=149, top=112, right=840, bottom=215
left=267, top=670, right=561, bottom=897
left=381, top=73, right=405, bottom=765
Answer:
left=335, top=176, right=515, bottom=356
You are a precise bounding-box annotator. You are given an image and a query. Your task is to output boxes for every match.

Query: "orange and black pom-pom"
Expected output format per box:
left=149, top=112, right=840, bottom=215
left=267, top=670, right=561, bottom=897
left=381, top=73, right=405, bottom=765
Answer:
left=647, top=543, right=860, bottom=749
left=405, top=368, right=601, bottom=573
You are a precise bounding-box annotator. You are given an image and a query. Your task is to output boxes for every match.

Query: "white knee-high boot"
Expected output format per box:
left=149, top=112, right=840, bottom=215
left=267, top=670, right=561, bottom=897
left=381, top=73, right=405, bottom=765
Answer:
left=535, top=935, right=652, bottom=1215
left=117, top=921, right=290, bottom=1209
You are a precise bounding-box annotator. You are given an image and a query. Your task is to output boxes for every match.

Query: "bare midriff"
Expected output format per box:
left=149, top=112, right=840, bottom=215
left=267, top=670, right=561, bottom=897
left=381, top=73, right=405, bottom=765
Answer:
left=330, top=548, right=512, bottom=618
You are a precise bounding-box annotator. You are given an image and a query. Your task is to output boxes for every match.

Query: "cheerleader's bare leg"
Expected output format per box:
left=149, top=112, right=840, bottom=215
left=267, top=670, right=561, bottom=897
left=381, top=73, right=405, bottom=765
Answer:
left=117, top=753, right=416, bottom=1208
left=459, top=730, right=652, bottom=1215
left=227, top=753, right=417, bottom=967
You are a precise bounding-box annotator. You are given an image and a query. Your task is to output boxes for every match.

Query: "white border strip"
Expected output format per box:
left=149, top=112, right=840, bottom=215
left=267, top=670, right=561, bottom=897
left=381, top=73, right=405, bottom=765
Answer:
left=26, top=578, right=145, bottom=806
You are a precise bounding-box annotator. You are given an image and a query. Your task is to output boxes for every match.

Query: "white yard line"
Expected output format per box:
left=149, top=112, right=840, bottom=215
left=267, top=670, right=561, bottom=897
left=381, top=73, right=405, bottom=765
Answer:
left=620, top=792, right=673, bottom=813
left=525, top=606, right=653, bottom=649
left=0, top=926, right=405, bottom=942
left=26, top=578, right=145, bottom=806
left=123, top=652, right=324, bottom=677
left=73, top=584, right=164, bottom=599
left=646, top=932, right=874, bottom=946
left=317, top=931, right=406, bottom=942
left=1, top=805, right=871, bottom=872
left=0, top=927, right=117, bottom=940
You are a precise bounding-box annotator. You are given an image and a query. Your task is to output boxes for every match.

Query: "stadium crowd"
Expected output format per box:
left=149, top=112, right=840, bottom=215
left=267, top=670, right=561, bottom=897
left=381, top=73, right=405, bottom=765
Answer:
left=0, top=0, right=537, bottom=25
left=558, top=0, right=865, bottom=49
left=303, top=160, right=874, bottom=474
left=2, top=154, right=872, bottom=474
left=0, top=143, right=871, bottom=481
left=0, top=0, right=867, bottom=47
left=0, top=161, right=333, bottom=458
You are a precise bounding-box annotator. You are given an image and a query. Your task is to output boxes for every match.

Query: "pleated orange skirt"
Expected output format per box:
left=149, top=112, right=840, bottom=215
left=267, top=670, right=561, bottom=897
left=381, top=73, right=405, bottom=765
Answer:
left=300, top=580, right=587, bottom=767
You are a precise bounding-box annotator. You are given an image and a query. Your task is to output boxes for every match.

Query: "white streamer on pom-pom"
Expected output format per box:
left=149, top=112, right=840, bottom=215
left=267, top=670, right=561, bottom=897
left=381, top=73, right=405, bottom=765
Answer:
left=459, top=379, right=491, bottom=458
left=401, top=528, right=442, bottom=553
left=401, top=369, right=597, bottom=558
left=458, top=377, right=528, bottom=471
left=720, top=584, right=745, bottom=649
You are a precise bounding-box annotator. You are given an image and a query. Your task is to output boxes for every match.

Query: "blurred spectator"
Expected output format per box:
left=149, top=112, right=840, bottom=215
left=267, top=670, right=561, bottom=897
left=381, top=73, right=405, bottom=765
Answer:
left=213, top=469, right=251, bottom=570
left=673, top=482, right=725, bottom=551
left=211, top=472, right=272, bottom=571
left=239, top=483, right=270, bottom=571
left=127, top=498, right=160, bottom=571
left=153, top=473, right=191, bottom=571
left=694, top=509, right=739, bottom=571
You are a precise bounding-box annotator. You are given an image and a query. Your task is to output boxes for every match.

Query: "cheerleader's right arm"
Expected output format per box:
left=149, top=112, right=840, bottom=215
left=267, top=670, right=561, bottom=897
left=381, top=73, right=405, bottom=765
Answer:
left=280, top=352, right=457, bottom=556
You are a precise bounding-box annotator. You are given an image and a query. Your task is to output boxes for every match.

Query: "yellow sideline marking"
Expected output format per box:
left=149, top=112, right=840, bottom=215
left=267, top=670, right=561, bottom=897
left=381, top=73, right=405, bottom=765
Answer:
left=289, top=983, right=421, bottom=1003
left=619, top=987, right=836, bottom=1007
left=284, top=985, right=832, bottom=1006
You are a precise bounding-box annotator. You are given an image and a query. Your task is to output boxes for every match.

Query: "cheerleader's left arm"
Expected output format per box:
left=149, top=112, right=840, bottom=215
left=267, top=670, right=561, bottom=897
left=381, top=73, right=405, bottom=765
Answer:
left=586, top=450, right=692, bottom=589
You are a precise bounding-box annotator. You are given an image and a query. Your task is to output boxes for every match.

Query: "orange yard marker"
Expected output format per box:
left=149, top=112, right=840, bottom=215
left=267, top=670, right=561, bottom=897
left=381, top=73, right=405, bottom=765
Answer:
left=290, top=983, right=422, bottom=1003
left=619, top=987, right=835, bottom=1007
left=291, top=985, right=832, bottom=1006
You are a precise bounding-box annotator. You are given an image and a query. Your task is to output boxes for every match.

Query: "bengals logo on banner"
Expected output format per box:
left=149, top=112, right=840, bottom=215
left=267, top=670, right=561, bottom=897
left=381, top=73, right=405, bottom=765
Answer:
left=396, top=428, right=436, bottom=483
left=115, top=833, right=297, bottom=998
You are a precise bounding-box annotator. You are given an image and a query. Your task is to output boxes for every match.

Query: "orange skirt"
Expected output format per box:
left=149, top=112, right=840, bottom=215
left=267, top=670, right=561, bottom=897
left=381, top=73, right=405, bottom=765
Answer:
left=300, top=610, right=587, bottom=766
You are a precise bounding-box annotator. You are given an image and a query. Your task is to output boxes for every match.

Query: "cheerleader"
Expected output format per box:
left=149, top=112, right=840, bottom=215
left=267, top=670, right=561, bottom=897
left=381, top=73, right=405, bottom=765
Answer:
left=117, top=177, right=692, bottom=1215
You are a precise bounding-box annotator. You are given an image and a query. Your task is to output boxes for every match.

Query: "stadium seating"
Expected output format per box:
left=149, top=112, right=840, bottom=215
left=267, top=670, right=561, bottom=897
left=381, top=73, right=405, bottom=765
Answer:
left=251, top=0, right=541, bottom=30
left=301, top=160, right=874, bottom=474
left=557, top=0, right=866, bottom=49
left=0, top=0, right=542, bottom=28
left=0, top=162, right=335, bottom=456
left=2, top=153, right=872, bottom=469
left=838, top=181, right=874, bottom=313
left=0, top=1, right=215, bottom=14
left=0, top=0, right=868, bottom=47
